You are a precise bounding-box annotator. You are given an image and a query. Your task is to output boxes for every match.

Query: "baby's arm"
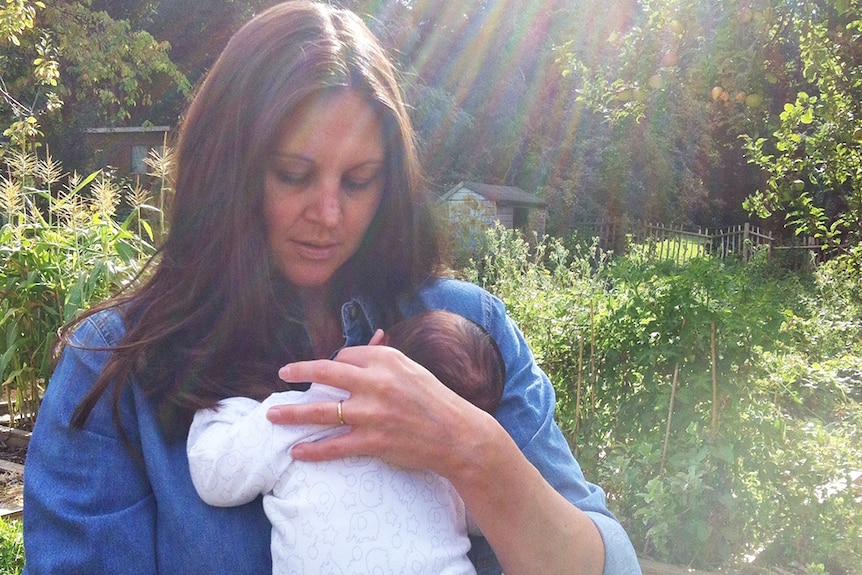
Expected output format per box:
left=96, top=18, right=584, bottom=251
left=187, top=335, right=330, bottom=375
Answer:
left=187, top=396, right=290, bottom=507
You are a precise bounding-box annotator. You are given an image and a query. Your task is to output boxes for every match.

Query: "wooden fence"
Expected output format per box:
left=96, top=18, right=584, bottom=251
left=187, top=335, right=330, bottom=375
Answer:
left=573, top=221, right=829, bottom=269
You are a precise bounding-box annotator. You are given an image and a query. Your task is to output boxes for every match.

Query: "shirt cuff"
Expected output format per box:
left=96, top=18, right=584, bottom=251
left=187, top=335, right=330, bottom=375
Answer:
left=587, top=511, right=643, bottom=575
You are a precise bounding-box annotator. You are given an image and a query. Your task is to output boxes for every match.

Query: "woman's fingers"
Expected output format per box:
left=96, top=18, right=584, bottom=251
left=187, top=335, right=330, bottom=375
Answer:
left=269, top=348, right=394, bottom=427
left=269, top=345, right=483, bottom=474
left=367, top=328, right=386, bottom=346
left=278, top=358, right=354, bottom=389
left=276, top=345, right=390, bottom=388
left=266, top=399, right=343, bottom=426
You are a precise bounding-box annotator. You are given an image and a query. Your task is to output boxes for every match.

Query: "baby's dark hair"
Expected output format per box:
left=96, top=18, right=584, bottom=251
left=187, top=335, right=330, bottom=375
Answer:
left=385, top=310, right=505, bottom=414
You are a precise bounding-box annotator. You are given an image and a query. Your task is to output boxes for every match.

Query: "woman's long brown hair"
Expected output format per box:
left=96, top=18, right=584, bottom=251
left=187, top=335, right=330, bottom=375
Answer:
left=67, top=1, right=441, bottom=441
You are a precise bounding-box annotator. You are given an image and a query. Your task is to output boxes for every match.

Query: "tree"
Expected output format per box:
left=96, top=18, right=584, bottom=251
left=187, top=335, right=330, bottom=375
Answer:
left=47, top=2, right=190, bottom=124
left=0, top=0, right=58, bottom=151
left=1, top=0, right=189, bottom=161
left=389, top=0, right=589, bottom=195
left=741, top=0, right=862, bottom=249
left=555, top=0, right=862, bottom=242
left=555, top=0, right=779, bottom=227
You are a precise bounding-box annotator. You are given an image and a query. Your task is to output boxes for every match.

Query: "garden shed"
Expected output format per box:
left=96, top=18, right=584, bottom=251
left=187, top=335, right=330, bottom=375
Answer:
left=440, top=181, right=547, bottom=236
left=82, top=125, right=171, bottom=176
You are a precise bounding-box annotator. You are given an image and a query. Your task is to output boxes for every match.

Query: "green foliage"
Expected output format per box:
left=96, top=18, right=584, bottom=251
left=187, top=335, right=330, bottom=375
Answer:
left=0, top=1, right=57, bottom=151
left=742, top=84, right=862, bottom=247
left=553, top=0, right=862, bottom=236
left=0, top=518, right=24, bottom=575
left=555, top=0, right=771, bottom=226
left=0, top=1, right=43, bottom=47
left=1, top=0, right=189, bottom=159
left=437, top=196, right=495, bottom=272
left=46, top=1, right=191, bottom=124
left=0, top=149, right=159, bottom=425
left=464, top=226, right=861, bottom=573
left=737, top=1, right=862, bottom=247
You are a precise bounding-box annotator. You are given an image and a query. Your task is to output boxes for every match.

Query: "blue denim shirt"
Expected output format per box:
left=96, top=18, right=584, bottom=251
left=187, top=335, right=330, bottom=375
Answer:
left=23, top=278, right=640, bottom=574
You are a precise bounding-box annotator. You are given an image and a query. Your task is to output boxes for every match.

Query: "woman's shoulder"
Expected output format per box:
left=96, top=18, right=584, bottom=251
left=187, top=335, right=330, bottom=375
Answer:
left=66, top=306, right=127, bottom=348
left=406, top=277, right=504, bottom=329
left=415, top=276, right=496, bottom=302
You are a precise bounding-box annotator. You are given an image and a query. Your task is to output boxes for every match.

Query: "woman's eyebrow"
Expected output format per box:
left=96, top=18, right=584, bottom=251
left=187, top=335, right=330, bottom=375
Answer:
left=348, top=159, right=385, bottom=169
left=269, top=152, right=313, bottom=163
left=268, top=154, right=383, bottom=167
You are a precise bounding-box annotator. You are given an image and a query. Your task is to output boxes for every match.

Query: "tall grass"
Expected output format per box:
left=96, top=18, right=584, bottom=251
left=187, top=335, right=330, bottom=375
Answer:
left=0, top=518, right=23, bottom=575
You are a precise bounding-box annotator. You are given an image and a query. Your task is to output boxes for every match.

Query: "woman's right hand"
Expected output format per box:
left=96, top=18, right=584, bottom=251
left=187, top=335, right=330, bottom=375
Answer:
left=266, top=344, right=497, bottom=479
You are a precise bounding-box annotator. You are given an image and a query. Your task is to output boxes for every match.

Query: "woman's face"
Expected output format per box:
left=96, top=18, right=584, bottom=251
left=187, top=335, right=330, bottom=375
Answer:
left=264, top=90, right=385, bottom=295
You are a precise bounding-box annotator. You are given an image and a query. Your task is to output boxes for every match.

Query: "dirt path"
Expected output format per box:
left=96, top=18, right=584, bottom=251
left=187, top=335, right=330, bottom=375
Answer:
left=0, top=467, right=23, bottom=513
left=1, top=435, right=27, bottom=516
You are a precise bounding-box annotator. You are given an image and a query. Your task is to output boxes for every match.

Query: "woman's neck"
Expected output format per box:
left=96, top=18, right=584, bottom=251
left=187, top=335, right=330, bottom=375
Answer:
left=297, top=287, right=343, bottom=359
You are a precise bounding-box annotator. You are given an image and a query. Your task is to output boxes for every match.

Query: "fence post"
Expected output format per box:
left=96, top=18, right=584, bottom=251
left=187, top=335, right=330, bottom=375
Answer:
left=743, top=222, right=751, bottom=262
left=767, top=227, right=773, bottom=261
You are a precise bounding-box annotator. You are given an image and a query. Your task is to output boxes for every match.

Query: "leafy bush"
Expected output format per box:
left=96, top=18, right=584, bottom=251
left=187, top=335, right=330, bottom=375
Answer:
left=463, top=226, right=861, bottom=573
left=0, top=150, right=161, bottom=426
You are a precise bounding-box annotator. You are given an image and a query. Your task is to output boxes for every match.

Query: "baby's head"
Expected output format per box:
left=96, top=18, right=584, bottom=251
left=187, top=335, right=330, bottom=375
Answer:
left=384, top=310, right=505, bottom=414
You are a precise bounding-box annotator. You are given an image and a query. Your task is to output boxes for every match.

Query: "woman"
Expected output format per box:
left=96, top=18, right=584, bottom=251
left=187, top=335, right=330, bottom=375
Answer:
left=23, top=2, right=641, bottom=574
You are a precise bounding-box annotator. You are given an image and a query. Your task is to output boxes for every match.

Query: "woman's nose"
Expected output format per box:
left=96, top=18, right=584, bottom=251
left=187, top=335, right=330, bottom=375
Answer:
left=305, top=178, right=343, bottom=227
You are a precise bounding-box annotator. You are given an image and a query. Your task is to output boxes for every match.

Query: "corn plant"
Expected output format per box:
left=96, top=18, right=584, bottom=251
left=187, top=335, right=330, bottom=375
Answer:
left=0, top=150, right=160, bottom=427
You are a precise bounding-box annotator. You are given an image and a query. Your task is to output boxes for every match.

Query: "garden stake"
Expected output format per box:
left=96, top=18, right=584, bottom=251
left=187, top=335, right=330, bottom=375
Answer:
left=660, top=316, right=686, bottom=476
left=575, top=331, right=584, bottom=443
left=589, top=295, right=596, bottom=415
left=711, top=321, right=718, bottom=436
left=660, top=362, right=679, bottom=477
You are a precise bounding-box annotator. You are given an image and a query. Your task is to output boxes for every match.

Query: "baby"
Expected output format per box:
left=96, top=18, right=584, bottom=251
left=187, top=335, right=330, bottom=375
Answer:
left=187, top=310, right=505, bottom=575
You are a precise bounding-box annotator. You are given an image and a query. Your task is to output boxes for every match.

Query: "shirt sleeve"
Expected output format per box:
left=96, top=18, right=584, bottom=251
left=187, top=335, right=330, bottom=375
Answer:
left=23, top=313, right=159, bottom=575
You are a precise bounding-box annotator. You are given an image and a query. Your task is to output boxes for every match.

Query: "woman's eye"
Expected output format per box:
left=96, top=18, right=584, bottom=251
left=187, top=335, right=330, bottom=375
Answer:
left=342, top=169, right=382, bottom=192
left=342, top=177, right=374, bottom=191
left=275, top=170, right=311, bottom=186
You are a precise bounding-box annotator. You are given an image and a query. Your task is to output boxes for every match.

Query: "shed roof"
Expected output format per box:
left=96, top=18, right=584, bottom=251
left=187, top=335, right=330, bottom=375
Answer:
left=441, top=181, right=546, bottom=207
left=84, top=126, right=171, bottom=134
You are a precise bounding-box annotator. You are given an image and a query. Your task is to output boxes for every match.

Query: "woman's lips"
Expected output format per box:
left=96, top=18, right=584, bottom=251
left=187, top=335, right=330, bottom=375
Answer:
left=293, top=240, right=339, bottom=260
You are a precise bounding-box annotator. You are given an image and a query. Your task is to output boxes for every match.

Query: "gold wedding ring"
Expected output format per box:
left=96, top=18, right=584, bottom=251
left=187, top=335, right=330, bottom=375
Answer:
left=337, top=399, right=345, bottom=425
